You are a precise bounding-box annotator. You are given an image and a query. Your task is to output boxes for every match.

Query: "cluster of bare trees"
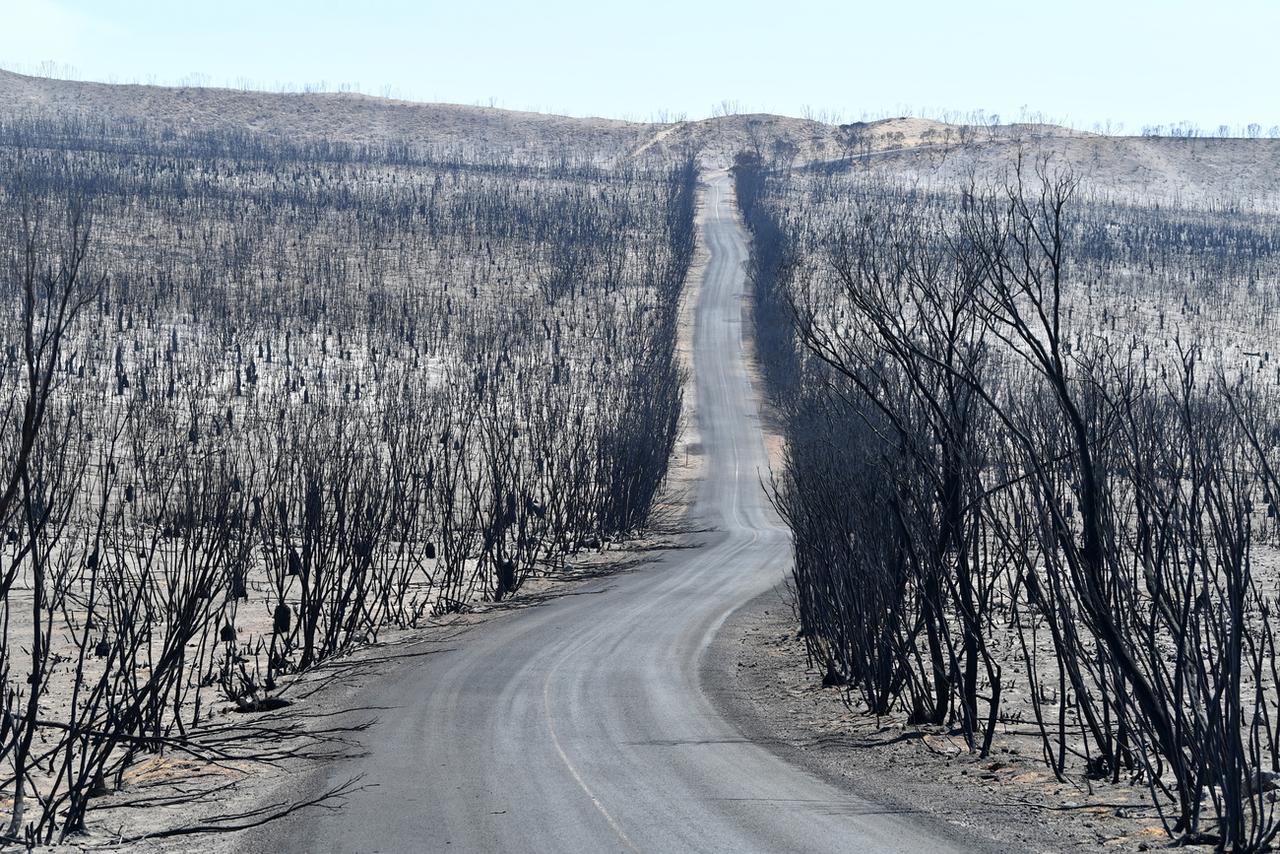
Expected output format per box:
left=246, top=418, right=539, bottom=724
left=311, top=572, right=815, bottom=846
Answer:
left=0, top=119, right=695, bottom=843
left=1140, top=123, right=1280, bottom=139
left=738, top=151, right=1280, bottom=850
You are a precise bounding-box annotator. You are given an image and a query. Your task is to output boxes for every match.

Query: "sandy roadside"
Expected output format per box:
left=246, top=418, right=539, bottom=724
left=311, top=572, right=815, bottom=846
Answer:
left=702, top=591, right=1178, bottom=853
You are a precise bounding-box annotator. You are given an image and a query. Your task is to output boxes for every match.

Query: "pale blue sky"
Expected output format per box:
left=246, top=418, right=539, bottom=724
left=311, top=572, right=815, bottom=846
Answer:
left=1, top=0, right=1276, bottom=132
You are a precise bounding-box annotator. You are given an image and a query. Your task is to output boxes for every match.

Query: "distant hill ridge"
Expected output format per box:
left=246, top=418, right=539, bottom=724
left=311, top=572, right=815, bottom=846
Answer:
left=3, top=69, right=1279, bottom=206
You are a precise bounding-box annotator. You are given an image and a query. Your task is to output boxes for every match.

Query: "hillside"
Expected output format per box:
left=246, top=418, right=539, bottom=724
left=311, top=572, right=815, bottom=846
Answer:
left=0, top=70, right=1044, bottom=166
left=0, top=69, right=653, bottom=160
left=851, top=132, right=1280, bottom=208
left=4, top=70, right=1280, bottom=205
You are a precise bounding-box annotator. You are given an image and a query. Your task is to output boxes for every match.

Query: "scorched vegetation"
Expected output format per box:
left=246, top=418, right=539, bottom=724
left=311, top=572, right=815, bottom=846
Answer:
left=738, top=148, right=1280, bottom=851
left=0, top=116, right=696, bottom=844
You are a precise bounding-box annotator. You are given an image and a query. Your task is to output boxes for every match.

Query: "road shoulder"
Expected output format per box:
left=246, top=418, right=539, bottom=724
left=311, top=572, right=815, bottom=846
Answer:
left=702, top=587, right=1163, bottom=853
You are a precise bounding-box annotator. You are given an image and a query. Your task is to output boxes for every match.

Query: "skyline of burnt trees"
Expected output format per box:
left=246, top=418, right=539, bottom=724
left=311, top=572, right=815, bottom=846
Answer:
left=738, top=151, right=1280, bottom=850
left=0, top=118, right=696, bottom=844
